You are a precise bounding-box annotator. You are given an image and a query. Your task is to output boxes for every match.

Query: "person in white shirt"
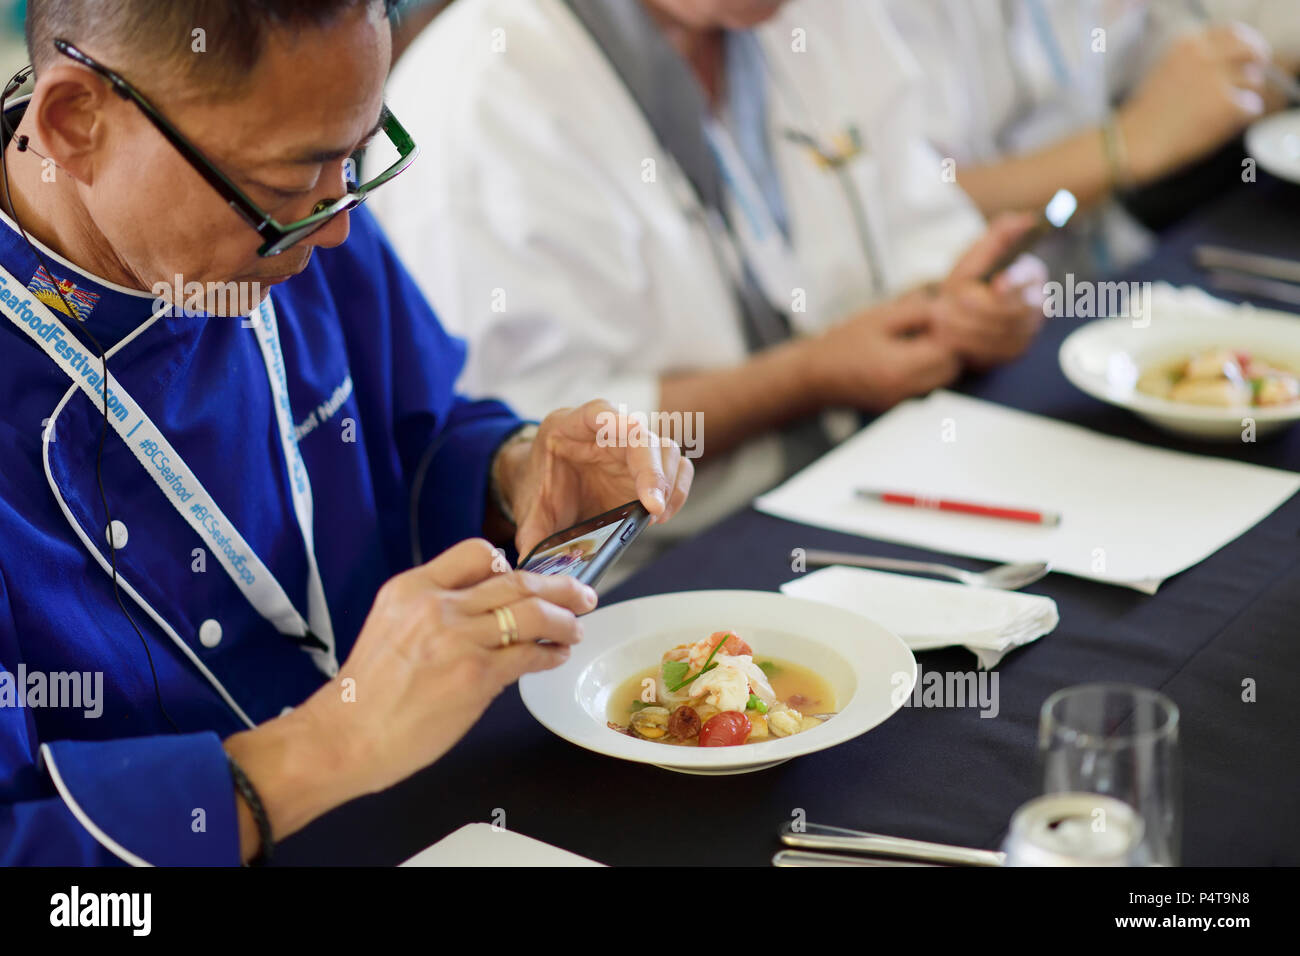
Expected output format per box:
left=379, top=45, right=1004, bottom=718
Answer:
left=885, top=0, right=1288, bottom=276
left=371, top=0, right=1048, bottom=556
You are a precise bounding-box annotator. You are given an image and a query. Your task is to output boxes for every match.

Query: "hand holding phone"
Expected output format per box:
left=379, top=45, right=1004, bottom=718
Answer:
left=978, top=189, right=1077, bottom=283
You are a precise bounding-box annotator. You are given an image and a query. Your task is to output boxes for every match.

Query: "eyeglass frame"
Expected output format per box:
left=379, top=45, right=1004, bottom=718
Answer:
left=48, top=38, right=419, bottom=257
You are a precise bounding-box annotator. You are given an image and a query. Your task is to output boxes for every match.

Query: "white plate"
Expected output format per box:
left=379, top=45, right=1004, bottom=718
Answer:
left=519, top=590, right=916, bottom=774
left=1059, top=306, right=1300, bottom=440
left=1246, top=109, right=1300, bottom=184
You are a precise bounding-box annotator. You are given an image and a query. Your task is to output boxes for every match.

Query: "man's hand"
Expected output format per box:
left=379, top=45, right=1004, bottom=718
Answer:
left=1119, top=23, right=1273, bottom=186
left=495, top=400, right=695, bottom=558
left=314, top=539, right=591, bottom=793
left=803, top=292, right=962, bottom=411
left=930, top=213, right=1048, bottom=370
left=224, top=538, right=595, bottom=860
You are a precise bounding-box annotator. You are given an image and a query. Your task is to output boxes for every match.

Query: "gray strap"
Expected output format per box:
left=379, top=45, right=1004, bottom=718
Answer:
left=561, top=0, right=831, bottom=469
left=563, top=0, right=790, bottom=350
left=563, top=0, right=722, bottom=211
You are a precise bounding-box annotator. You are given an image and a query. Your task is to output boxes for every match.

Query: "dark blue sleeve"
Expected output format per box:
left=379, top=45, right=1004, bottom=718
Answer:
left=0, top=573, right=240, bottom=866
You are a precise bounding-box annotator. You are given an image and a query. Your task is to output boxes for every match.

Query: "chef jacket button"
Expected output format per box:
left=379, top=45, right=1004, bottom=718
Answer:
left=280, top=706, right=294, bottom=717
left=105, top=520, right=129, bottom=550
left=198, top=619, right=223, bottom=648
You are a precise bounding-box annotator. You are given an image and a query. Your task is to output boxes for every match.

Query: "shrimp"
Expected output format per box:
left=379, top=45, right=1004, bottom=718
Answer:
left=683, top=631, right=773, bottom=707
left=688, top=664, right=751, bottom=713
left=687, top=631, right=753, bottom=671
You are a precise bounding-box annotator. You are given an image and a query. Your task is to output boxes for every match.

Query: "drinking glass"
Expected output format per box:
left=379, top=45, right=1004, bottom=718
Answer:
left=1038, top=683, right=1181, bottom=866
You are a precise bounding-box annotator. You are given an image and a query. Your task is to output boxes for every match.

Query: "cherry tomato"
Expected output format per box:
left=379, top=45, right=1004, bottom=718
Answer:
left=698, top=711, right=751, bottom=747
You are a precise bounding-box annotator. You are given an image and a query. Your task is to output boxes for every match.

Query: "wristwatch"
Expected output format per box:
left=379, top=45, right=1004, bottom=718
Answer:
left=489, top=423, right=539, bottom=525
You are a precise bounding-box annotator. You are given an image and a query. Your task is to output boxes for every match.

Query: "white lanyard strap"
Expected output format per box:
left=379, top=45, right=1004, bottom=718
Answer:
left=247, top=300, right=336, bottom=669
left=703, top=117, right=802, bottom=312
left=0, top=263, right=337, bottom=675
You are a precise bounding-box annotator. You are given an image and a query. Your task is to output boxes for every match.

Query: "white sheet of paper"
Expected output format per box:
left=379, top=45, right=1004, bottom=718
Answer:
left=400, top=823, right=605, bottom=867
left=756, top=391, right=1300, bottom=592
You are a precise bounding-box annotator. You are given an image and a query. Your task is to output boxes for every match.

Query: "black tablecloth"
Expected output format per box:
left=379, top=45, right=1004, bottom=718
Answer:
left=279, top=177, right=1300, bottom=867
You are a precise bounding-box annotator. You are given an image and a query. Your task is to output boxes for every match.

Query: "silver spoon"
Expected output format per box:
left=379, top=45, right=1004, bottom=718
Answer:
left=804, top=549, right=1049, bottom=591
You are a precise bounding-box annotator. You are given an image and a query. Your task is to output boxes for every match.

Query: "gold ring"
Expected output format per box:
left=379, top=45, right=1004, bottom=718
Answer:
left=493, top=606, right=519, bottom=647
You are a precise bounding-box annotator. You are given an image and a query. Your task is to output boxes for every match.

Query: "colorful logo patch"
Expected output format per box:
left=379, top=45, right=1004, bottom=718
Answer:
left=28, top=265, right=100, bottom=321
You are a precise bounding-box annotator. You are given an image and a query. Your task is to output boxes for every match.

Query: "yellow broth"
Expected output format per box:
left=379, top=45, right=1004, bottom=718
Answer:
left=608, top=656, right=835, bottom=746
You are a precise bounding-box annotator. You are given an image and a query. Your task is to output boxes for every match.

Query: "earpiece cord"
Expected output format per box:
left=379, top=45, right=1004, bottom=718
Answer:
left=2, top=66, right=181, bottom=735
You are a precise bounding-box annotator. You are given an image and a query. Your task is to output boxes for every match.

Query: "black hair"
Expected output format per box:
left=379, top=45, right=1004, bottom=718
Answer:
left=26, top=0, right=398, bottom=92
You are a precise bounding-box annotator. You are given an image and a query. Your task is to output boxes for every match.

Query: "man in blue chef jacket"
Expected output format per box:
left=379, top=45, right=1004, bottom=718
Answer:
left=0, top=0, right=693, bottom=865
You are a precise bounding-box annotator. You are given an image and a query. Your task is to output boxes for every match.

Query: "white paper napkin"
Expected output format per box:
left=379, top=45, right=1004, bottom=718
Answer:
left=781, top=566, right=1059, bottom=669
left=756, top=390, right=1300, bottom=593
left=400, top=823, right=605, bottom=867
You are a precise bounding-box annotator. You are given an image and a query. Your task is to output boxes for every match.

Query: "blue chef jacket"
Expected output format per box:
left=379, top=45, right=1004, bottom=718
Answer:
left=0, top=204, right=523, bottom=865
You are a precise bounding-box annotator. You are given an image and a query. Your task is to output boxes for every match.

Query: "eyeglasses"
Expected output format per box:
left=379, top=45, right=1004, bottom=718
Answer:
left=50, top=39, right=419, bottom=257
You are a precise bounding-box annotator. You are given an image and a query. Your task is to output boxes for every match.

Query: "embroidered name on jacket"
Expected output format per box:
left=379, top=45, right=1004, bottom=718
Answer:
left=294, top=373, right=354, bottom=441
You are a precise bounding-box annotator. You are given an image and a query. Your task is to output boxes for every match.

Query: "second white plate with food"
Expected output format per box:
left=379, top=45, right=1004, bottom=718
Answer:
left=1059, top=287, right=1300, bottom=440
left=519, top=589, right=916, bottom=775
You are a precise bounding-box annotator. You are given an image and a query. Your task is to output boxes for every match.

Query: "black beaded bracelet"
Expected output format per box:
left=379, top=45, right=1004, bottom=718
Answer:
left=227, top=753, right=273, bottom=866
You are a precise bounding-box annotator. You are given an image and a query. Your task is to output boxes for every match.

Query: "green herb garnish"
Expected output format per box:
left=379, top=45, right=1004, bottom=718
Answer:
left=629, top=699, right=653, bottom=712
left=758, top=660, right=780, bottom=677
left=665, top=637, right=729, bottom=693
left=662, top=660, right=689, bottom=688
left=746, top=694, right=767, bottom=713
left=667, top=663, right=717, bottom=693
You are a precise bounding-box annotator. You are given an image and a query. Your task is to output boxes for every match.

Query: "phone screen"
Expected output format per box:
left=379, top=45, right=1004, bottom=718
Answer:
left=523, top=522, right=624, bottom=578
left=519, top=500, right=651, bottom=587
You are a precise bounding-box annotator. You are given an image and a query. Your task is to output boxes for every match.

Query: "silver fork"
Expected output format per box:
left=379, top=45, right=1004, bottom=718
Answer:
left=804, top=549, right=1049, bottom=590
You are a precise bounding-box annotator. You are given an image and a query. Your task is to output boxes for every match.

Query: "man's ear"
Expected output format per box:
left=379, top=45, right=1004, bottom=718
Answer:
left=23, top=63, right=120, bottom=186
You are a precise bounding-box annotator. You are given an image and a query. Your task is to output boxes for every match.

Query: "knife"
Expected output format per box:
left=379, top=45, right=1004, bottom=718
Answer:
left=780, top=821, right=1006, bottom=867
left=1194, top=245, right=1300, bottom=285
left=1206, top=269, right=1300, bottom=309
left=772, top=849, right=942, bottom=867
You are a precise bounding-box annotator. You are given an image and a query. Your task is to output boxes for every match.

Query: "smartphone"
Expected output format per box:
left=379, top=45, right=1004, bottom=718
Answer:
left=979, top=188, right=1078, bottom=282
left=518, top=500, right=653, bottom=589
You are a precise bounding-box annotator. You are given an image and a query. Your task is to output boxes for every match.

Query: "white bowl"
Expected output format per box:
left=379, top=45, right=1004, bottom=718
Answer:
left=1058, top=297, right=1300, bottom=440
left=519, top=590, right=916, bottom=775
left=1246, top=108, right=1300, bottom=184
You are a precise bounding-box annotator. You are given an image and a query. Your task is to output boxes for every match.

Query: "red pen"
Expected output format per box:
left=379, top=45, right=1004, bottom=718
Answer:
left=856, top=488, right=1061, bottom=526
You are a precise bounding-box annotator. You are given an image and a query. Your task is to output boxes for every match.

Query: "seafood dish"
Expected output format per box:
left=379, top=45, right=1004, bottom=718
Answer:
left=606, top=631, right=835, bottom=747
left=1136, top=348, right=1300, bottom=407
